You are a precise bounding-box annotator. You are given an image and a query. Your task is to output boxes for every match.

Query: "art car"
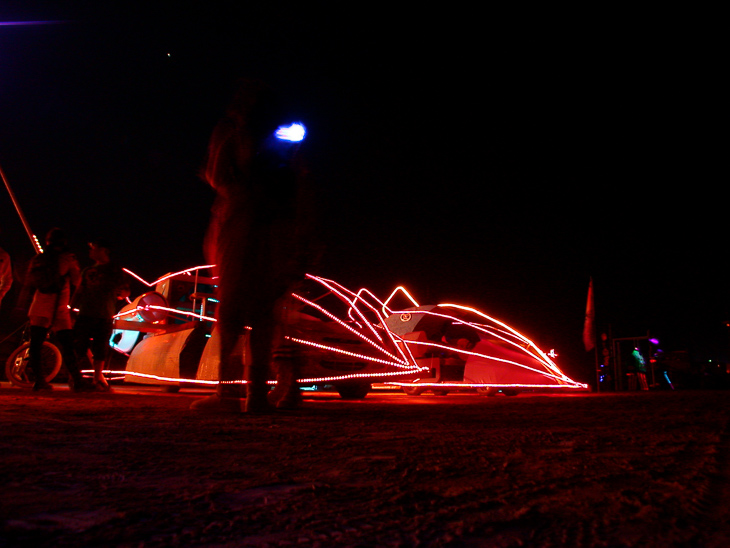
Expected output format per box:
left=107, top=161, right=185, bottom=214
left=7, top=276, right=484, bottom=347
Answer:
left=111, top=269, right=588, bottom=398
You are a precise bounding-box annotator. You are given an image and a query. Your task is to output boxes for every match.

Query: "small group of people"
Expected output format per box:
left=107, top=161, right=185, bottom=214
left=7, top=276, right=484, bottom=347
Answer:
left=24, top=227, right=129, bottom=392
left=3, top=79, right=316, bottom=410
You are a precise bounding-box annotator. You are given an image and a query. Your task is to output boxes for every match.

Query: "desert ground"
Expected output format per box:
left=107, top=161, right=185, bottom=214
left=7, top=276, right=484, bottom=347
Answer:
left=1, top=385, right=729, bottom=547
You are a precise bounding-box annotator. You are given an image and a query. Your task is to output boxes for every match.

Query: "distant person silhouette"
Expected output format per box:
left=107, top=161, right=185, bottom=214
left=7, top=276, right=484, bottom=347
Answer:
left=26, top=228, right=90, bottom=391
left=71, top=238, right=130, bottom=391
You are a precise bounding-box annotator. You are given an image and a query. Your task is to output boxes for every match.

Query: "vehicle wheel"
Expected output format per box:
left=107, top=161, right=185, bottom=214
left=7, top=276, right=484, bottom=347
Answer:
left=432, top=389, right=450, bottom=396
left=401, top=385, right=424, bottom=396
left=336, top=383, right=371, bottom=399
left=5, top=341, right=62, bottom=389
left=477, top=387, right=499, bottom=397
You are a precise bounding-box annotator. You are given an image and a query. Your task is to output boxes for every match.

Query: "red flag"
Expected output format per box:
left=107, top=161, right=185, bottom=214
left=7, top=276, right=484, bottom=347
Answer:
left=583, top=278, right=595, bottom=352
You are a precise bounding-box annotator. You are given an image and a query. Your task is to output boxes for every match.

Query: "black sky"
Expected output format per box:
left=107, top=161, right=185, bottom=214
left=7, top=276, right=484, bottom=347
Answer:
left=1, top=3, right=724, bottom=380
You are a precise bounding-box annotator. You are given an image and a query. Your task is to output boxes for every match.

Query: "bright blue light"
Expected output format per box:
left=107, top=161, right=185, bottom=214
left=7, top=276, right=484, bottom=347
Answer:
left=275, top=123, right=306, bottom=142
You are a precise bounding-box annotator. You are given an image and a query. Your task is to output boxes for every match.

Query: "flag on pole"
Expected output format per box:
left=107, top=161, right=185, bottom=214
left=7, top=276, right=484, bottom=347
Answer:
left=583, top=277, right=595, bottom=352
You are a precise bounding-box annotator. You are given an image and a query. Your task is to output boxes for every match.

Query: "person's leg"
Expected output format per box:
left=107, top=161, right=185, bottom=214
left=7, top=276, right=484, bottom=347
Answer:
left=266, top=296, right=302, bottom=409
left=267, top=339, right=302, bottom=409
left=245, top=314, right=274, bottom=413
left=217, top=324, right=247, bottom=398
left=29, top=325, right=53, bottom=390
left=190, top=323, right=246, bottom=412
left=89, top=319, right=113, bottom=391
left=55, top=329, right=91, bottom=390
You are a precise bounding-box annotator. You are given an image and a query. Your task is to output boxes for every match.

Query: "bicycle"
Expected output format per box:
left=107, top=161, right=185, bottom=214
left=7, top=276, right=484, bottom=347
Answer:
left=4, top=323, right=63, bottom=388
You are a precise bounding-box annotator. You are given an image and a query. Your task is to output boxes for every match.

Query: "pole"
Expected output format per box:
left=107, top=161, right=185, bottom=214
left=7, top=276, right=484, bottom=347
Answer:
left=593, top=341, right=600, bottom=392
left=0, top=161, right=43, bottom=253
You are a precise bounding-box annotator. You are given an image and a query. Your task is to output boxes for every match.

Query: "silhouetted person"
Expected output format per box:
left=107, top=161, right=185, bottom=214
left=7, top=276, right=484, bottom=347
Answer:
left=71, top=238, right=130, bottom=391
left=26, top=228, right=90, bottom=391
left=631, top=347, right=649, bottom=391
left=191, top=80, right=317, bottom=413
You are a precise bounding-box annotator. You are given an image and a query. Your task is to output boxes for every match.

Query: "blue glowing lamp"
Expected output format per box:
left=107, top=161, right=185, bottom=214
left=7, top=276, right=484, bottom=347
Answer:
left=275, top=122, right=306, bottom=142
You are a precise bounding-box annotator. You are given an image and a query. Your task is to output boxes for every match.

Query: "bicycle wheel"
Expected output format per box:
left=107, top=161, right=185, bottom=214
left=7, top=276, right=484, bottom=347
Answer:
left=5, top=341, right=62, bottom=389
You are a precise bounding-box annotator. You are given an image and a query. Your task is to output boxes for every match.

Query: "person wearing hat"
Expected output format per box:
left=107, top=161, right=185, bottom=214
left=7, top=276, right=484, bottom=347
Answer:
left=71, top=238, right=130, bottom=391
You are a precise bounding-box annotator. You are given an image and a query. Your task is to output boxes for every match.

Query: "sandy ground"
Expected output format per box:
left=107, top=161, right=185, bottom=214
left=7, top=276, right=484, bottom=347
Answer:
left=1, top=385, right=729, bottom=547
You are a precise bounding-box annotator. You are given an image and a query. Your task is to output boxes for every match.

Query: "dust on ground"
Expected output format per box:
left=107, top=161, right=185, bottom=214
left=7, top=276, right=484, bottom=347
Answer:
left=1, top=385, right=729, bottom=547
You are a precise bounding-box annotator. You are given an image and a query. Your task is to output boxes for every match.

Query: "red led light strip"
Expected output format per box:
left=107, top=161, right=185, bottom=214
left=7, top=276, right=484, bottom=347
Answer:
left=285, top=336, right=427, bottom=371
left=122, top=265, right=216, bottom=287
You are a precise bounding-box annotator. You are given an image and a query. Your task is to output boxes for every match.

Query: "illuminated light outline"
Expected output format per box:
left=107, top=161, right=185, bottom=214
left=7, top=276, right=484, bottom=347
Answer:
left=296, top=274, right=412, bottom=362
left=350, top=287, right=386, bottom=338
left=382, top=285, right=420, bottom=315
left=290, top=293, right=409, bottom=366
left=117, top=368, right=424, bottom=387
left=297, top=369, right=426, bottom=384
left=387, top=381, right=587, bottom=389
left=307, top=275, right=390, bottom=346
left=115, top=267, right=586, bottom=390
left=390, top=304, right=573, bottom=383
left=440, top=302, right=558, bottom=367
left=315, top=277, right=421, bottom=365
left=405, top=339, right=572, bottom=383
left=286, top=336, right=425, bottom=371
left=290, top=293, right=386, bottom=353
left=291, top=276, right=586, bottom=390
left=385, top=307, right=554, bottom=376
left=122, top=265, right=216, bottom=288
left=105, top=370, right=585, bottom=390
left=113, top=305, right=216, bottom=323
left=298, top=275, right=423, bottom=367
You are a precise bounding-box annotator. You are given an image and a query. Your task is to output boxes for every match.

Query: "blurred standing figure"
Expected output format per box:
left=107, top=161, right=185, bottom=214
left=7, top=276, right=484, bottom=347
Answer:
left=631, top=347, right=649, bottom=391
left=192, top=80, right=317, bottom=413
left=26, top=228, right=89, bottom=391
left=71, top=239, right=130, bottom=391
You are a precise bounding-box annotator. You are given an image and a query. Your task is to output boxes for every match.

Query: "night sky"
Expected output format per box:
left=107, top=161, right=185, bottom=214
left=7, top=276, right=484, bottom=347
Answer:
left=1, top=4, right=724, bottom=381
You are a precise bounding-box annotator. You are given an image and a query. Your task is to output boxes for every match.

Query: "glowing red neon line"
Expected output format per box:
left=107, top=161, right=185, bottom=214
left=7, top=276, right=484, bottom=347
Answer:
left=388, top=381, right=587, bottom=389
left=306, top=275, right=389, bottom=346
left=286, top=336, right=425, bottom=370
left=382, top=285, right=420, bottom=314
left=297, top=369, right=425, bottom=384
left=113, top=305, right=216, bottom=323
left=298, top=276, right=407, bottom=360
left=291, top=293, right=409, bottom=365
left=299, top=276, right=420, bottom=367
left=440, top=302, right=556, bottom=365
left=116, top=370, right=219, bottom=385
left=388, top=307, right=547, bottom=364
left=390, top=306, right=572, bottom=382
left=122, top=265, right=216, bottom=288
left=405, top=339, right=569, bottom=382
left=344, top=285, right=419, bottom=364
